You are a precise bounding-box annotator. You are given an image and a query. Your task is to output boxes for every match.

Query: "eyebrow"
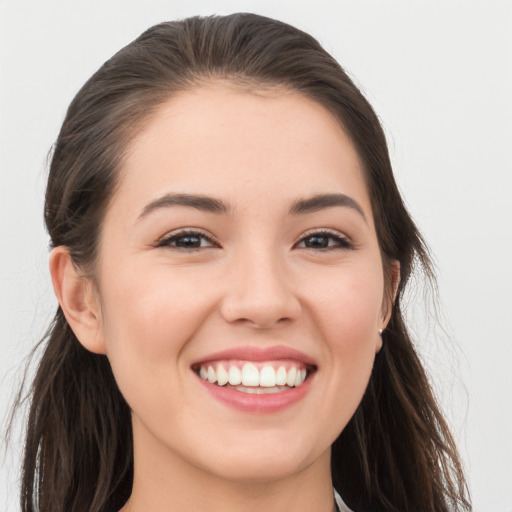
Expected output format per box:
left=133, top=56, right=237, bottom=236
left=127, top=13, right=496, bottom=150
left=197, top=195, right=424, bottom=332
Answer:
left=138, top=193, right=232, bottom=220
left=137, top=192, right=366, bottom=222
left=289, top=193, right=367, bottom=222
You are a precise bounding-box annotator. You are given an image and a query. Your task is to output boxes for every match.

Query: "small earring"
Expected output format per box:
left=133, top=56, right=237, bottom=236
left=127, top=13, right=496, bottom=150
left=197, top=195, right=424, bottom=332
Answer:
left=378, top=328, right=383, bottom=335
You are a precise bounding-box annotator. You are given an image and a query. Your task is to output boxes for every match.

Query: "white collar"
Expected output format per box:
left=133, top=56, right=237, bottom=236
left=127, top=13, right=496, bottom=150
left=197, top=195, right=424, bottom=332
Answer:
left=334, top=488, right=353, bottom=512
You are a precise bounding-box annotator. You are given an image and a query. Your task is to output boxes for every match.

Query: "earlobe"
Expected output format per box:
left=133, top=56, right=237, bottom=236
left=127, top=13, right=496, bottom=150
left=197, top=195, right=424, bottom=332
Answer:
left=49, top=247, right=107, bottom=355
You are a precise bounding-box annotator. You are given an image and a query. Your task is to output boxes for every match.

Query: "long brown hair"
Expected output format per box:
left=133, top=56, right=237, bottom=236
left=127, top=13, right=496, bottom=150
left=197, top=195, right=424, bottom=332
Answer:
left=12, top=13, right=470, bottom=512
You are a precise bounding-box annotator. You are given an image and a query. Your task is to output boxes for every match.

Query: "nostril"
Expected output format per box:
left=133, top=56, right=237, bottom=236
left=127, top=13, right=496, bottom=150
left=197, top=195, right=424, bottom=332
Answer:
left=237, top=317, right=293, bottom=330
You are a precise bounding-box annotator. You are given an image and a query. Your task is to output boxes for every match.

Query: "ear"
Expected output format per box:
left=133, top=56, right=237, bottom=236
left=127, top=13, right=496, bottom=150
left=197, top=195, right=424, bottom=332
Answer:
left=380, top=260, right=401, bottom=329
left=376, top=261, right=400, bottom=352
left=49, top=246, right=107, bottom=354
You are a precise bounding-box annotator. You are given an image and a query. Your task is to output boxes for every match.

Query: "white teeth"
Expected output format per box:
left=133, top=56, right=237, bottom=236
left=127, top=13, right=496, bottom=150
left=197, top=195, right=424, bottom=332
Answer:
left=198, top=362, right=309, bottom=388
left=217, top=364, right=229, bottom=386
left=242, top=386, right=259, bottom=394
left=207, top=366, right=217, bottom=384
left=286, top=367, right=297, bottom=387
left=259, top=366, right=276, bottom=387
left=294, top=368, right=302, bottom=387
left=276, top=366, right=287, bottom=386
left=228, top=365, right=242, bottom=385
left=241, top=363, right=260, bottom=386
left=234, top=385, right=286, bottom=394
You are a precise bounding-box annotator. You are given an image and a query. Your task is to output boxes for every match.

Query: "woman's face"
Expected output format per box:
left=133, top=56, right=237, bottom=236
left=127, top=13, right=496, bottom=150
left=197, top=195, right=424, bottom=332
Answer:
left=91, top=85, right=389, bottom=483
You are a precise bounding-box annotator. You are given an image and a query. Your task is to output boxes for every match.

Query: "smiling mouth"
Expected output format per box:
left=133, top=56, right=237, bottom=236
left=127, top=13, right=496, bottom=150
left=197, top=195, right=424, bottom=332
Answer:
left=193, top=360, right=316, bottom=394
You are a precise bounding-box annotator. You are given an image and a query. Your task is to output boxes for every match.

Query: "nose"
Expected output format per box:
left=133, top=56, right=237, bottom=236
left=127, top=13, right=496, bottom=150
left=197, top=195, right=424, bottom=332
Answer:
left=220, top=248, right=301, bottom=329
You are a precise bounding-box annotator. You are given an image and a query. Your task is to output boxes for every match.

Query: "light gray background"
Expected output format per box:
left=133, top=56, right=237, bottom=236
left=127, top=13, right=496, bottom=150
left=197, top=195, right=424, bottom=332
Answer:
left=1, top=1, right=511, bottom=511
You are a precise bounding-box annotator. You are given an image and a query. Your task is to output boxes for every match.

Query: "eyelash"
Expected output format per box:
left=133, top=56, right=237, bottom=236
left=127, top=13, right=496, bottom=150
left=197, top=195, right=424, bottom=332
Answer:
left=156, top=229, right=353, bottom=252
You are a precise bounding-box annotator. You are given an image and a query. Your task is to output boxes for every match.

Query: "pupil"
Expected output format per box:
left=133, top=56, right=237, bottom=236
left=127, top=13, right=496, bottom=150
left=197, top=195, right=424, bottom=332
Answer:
left=306, top=235, right=328, bottom=248
left=176, top=235, right=200, bottom=247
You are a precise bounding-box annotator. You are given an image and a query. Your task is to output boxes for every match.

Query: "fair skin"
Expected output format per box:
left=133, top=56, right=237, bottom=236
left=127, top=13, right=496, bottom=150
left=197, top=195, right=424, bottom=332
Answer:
left=50, top=84, right=396, bottom=512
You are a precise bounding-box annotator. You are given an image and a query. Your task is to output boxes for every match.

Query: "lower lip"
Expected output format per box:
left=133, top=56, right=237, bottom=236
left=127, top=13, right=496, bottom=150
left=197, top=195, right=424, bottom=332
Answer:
left=196, top=375, right=312, bottom=413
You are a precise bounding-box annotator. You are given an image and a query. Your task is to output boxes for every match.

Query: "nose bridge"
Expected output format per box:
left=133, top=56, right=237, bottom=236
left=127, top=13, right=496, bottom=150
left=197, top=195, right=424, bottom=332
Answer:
left=220, top=241, right=300, bottom=328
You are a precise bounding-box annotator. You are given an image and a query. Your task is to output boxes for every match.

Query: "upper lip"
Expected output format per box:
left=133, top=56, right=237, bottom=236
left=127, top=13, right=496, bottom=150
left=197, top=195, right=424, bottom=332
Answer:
left=192, top=345, right=317, bottom=367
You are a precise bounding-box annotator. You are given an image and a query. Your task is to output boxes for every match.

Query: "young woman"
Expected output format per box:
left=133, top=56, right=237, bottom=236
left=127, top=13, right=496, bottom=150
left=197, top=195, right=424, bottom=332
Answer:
left=16, top=13, right=470, bottom=512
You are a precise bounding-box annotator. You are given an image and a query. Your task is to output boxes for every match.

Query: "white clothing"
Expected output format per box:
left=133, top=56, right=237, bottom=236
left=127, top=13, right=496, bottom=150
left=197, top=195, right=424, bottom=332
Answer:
left=334, top=488, right=353, bottom=512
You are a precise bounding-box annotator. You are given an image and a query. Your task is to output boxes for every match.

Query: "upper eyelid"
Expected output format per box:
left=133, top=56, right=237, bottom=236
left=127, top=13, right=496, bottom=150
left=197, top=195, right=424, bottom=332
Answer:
left=300, top=227, right=346, bottom=236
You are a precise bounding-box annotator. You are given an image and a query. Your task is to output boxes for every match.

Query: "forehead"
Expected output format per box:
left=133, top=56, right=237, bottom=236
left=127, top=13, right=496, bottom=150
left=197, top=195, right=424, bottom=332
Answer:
left=113, top=84, right=371, bottom=219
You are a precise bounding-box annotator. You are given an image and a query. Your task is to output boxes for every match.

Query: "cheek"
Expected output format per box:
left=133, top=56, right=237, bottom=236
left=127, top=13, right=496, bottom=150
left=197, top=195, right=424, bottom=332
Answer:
left=306, top=262, right=383, bottom=409
left=98, top=265, right=213, bottom=369
left=310, top=262, right=384, bottom=341
left=96, top=270, right=208, bottom=424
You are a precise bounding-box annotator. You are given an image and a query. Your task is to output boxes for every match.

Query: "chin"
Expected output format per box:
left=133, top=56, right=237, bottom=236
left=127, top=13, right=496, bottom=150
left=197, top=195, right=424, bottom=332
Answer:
left=204, top=454, right=311, bottom=483
left=194, top=430, right=328, bottom=483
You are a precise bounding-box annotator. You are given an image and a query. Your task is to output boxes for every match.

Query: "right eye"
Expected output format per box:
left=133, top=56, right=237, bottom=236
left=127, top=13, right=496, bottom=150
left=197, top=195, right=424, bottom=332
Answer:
left=156, top=230, right=218, bottom=251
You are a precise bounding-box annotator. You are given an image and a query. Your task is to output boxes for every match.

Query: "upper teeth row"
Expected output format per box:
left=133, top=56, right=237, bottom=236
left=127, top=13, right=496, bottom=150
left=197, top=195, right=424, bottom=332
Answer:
left=199, top=363, right=307, bottom=388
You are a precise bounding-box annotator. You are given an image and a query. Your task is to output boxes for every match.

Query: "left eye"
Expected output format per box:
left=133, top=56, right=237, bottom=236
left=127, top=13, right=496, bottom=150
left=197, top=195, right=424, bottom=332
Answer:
left=157, top=231, right=216, bottom=250
left=296, top=232, right=352, bottom=250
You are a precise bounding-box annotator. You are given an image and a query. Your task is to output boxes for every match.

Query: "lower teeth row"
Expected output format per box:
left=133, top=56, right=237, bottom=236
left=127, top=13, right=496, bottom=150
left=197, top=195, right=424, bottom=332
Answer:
left=224, top=384, right=291, bottom=394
